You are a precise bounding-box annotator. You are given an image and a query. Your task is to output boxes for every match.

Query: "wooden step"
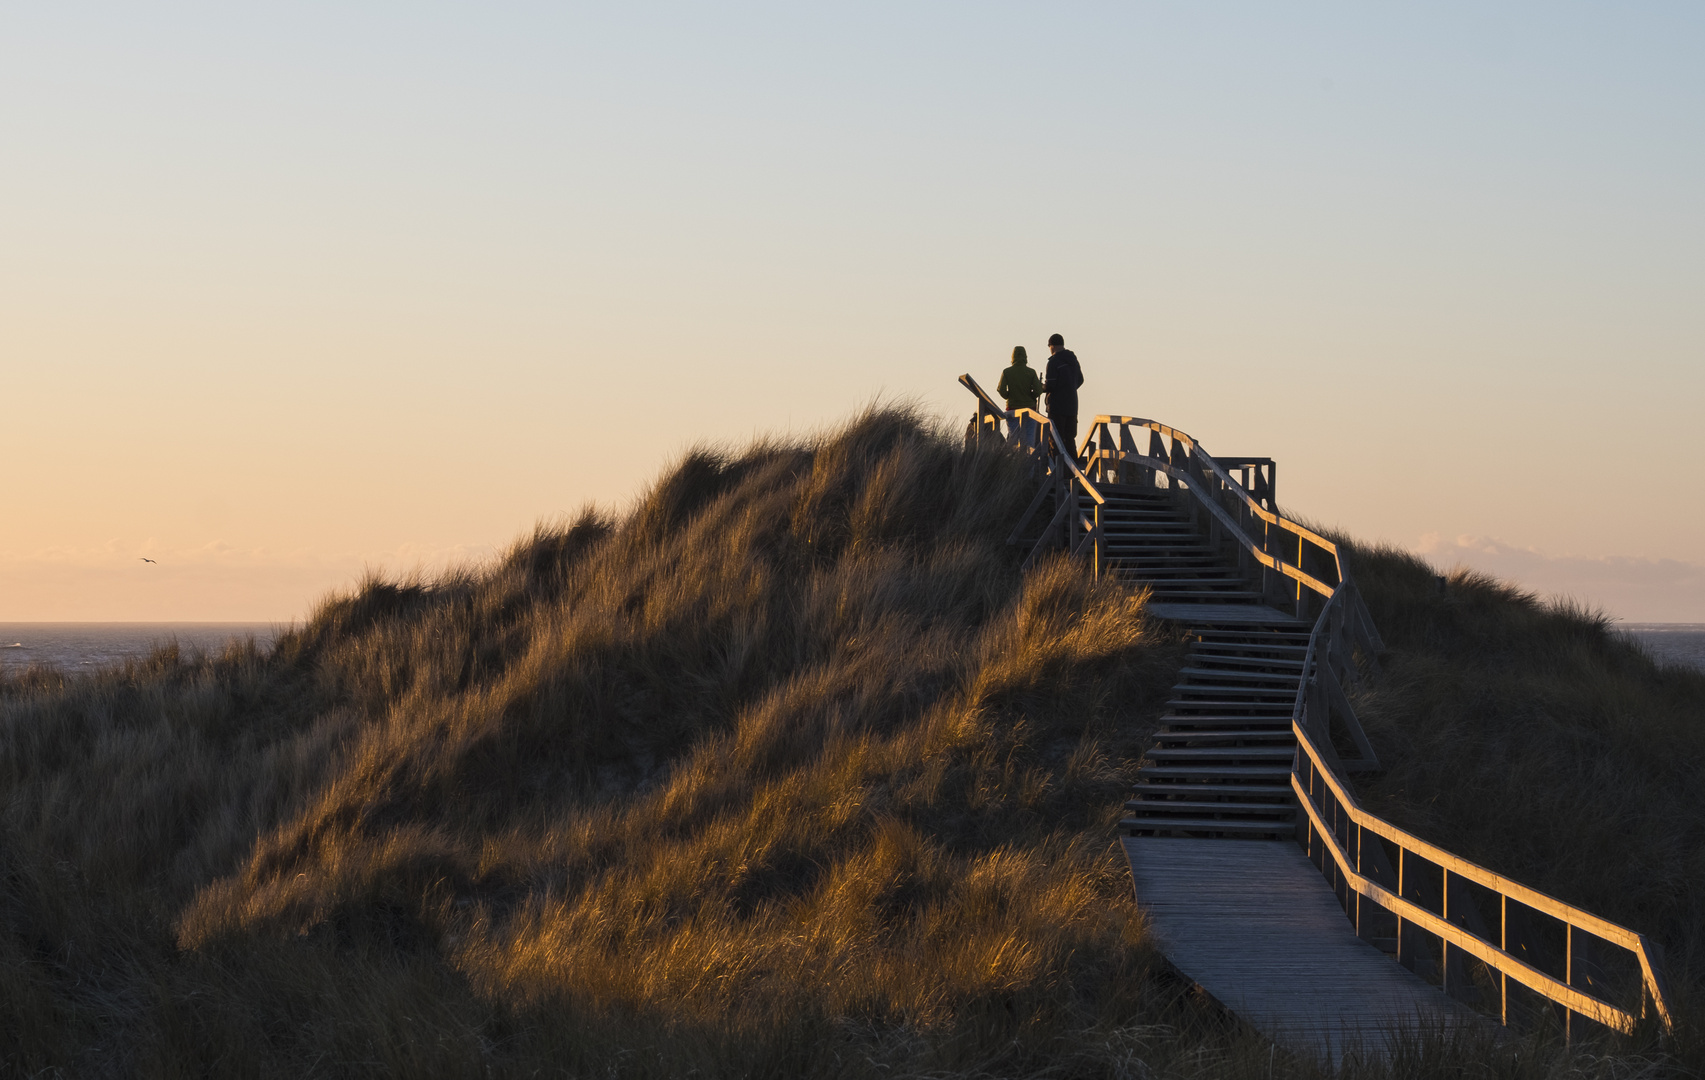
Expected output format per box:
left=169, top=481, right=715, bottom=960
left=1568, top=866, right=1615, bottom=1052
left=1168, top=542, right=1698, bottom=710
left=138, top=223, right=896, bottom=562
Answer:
left=1152, top=713, right=1282, bottom=730
left=1131, top=781, right=1293, bottom=797
left=1154, top=729, right=1296, bottom=745
left=1123, top=799, right=1296, bottom=817
left=1101, top=510, right=1191, bottom=521
left=1189, top=659, right=1306, bottom=676
left=1144, top=591, right=1265, bottom=602
left=1170, top=687, right=1297, bottom=702
left=1192, top=647, right=1307, bottom=663
left=1164, top=706, right=1296, bottom=720
left=1136, top=765, right=1292, bottom=779
left=1193, top=631, right=1309, bottom=641
left=1178, top=666, right=1302, bottom=684
left=1145, top=746, right=1295, bottom=762
left=1120, top=816, right=1292, bottom=835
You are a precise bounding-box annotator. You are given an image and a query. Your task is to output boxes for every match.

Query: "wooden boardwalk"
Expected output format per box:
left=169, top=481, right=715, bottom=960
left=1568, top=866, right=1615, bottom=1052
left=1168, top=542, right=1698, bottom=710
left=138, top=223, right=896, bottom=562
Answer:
left=959, top=378, right=1677, bottom=1044
left=1125, top=837, right=1486, bottom=1060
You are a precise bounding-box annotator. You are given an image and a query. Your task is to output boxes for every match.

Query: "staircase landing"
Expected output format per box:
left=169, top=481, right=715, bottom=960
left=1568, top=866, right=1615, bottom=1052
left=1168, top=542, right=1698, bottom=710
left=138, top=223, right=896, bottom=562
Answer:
left=1124, top=837, right=1488, bottom=1061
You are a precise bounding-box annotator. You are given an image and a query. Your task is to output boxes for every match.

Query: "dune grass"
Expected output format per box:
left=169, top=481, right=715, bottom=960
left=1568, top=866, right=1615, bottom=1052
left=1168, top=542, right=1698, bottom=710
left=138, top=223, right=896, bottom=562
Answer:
left=1341, top=541, right=1705, bottom=1032
left=0, top=406, right=1700, bottom=1077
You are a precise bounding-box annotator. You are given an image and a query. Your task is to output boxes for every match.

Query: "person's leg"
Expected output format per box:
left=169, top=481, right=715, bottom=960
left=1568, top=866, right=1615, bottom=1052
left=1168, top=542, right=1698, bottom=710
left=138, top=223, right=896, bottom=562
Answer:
left=1055, top=412, right=1078, bottom=455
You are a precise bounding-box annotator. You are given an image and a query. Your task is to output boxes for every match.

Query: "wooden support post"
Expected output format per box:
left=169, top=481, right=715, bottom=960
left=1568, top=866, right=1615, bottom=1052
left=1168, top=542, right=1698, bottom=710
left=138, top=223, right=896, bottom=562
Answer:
left=1092, top=500, right=1103, bottom=577
left=1501, top=894, right=1509, bottom=1027
left=1566, top=923, right=1574, bottom=1043
left=1397, top=847, right=1416, bottom=973
left=1442, top=870, right=1476, bottom=1004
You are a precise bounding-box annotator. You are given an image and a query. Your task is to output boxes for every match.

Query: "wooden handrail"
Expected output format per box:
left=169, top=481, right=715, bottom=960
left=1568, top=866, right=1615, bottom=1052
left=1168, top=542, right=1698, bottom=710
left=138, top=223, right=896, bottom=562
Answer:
left=1079, top=417, right=1341, bottom=620
left=958, top=374, right=1104, bottom=503
left=955, top=381, right=1676, bottom=1037
left=1091, top=417, right=1336, bottom=556
left=1105, top=449, right=1339, bottom=599
left=1019, top=407, right=1104, bottom=505
left=1293, top=720, right=1674, bottom=1033
left=960, top=375, right=1107, bottom=571
left=958, top=373, right=1011, bottom=422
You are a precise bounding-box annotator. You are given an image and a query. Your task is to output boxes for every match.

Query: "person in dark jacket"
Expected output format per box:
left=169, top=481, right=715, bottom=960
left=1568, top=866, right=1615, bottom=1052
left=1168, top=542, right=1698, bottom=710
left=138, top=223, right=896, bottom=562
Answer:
left=1043, top=332, right=1084, bottom=450
left=995, top=346, right=1043, bottom=413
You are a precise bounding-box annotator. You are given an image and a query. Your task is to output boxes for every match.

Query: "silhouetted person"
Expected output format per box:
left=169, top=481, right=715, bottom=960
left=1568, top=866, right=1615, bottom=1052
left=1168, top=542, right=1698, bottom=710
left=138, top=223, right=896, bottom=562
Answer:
left=1043, top=333, right=1084, bottom=451
left=996, top=345, right=1043, bottom=413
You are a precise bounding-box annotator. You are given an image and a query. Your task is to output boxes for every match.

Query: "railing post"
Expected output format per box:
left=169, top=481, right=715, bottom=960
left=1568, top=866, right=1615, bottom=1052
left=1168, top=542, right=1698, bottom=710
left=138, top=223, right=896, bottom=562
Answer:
left=1397, top=847, right=1415, bottom=973
left=1566, top=923, right=1574, bottom=1044
left=1501, top=895, right=1509, bottom=1026
left=1093, top=500, right=1104, bottom=577
left=1354, top=823, right=1364, bottom=939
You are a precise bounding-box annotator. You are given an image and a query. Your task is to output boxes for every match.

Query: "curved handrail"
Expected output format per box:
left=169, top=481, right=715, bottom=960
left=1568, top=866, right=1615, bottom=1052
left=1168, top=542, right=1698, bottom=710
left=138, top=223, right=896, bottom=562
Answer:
left=1088, top=416, right=1339, bottom=578
left=1094, top=417, right=1330, bottom=550
left=1079, top=416, right=1341, bottom=614
left=1102, top=443, right=1340, bottom=601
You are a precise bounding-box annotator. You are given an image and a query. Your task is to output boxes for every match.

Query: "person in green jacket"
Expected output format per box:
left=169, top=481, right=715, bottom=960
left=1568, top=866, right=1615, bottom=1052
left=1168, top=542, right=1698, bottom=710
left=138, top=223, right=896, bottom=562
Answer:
left=996, top=346, right=1044, bottom=413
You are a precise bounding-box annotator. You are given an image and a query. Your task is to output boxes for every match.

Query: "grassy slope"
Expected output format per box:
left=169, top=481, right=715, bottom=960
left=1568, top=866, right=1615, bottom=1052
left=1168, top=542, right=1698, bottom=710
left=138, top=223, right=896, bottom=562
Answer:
left=1344, top=542, right=1705, bottom=997
left=0, top=407, right=1700, bottom=1078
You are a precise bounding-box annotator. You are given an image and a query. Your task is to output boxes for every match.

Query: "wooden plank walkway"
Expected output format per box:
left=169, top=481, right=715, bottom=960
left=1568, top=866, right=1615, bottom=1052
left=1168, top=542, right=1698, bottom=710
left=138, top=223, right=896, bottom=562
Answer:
left=1145, top=602, right=1298, bottom=624
left=1124, top=836, right=1489, bottom=1061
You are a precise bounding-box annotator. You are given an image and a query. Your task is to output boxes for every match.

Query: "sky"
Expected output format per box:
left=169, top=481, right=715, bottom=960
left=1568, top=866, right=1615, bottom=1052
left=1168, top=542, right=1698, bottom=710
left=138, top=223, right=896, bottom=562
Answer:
left=3, top=2, right=1702, bottom=622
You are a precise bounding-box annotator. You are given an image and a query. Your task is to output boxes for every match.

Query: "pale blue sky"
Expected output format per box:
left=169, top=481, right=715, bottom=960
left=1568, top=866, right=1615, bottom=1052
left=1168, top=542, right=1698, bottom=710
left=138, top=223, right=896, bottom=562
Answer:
left=4, top=3, right=1702, bottom=619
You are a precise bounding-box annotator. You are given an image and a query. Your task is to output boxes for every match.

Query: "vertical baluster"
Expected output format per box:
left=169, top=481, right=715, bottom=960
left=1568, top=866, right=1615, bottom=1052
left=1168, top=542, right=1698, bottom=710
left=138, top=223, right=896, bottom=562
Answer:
left=1501, top=894, right=1509, bottom=1026
left=1397, top=847, right=1414, bottom=972
left=1442, top=868, right=1453, bottom=995
left=1354, top=823, right=1363, bottom=938
left=1565, top=923, right=1574, bottom=1044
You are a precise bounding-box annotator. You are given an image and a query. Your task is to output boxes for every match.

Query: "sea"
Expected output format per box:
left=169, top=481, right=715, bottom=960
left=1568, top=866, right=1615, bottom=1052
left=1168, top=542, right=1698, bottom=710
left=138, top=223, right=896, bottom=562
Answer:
left=1, top=621, right=1702, bottom=676
left=1619, top=623, right=1705, bottom=673
left=0, top=623, right=284, bottom=674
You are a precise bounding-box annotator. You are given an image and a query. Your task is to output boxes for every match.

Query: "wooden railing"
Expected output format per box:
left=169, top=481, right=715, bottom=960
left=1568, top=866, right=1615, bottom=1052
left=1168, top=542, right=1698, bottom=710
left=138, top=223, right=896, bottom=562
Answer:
left=1292, top=578, right=1383, bottom=773
left=956, top=378, right=1676, bottom=1039
left=1294, top=724, right=1674, bottom=1037
left=959, top=375, right=1105, bottom=570
left=1078, top=417, right=1342, bottom=623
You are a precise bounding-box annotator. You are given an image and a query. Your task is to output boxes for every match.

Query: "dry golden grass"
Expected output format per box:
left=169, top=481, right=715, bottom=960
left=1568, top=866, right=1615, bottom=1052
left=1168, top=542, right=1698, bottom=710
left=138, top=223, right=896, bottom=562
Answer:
left=0, top=407, right=1699, bottom=1077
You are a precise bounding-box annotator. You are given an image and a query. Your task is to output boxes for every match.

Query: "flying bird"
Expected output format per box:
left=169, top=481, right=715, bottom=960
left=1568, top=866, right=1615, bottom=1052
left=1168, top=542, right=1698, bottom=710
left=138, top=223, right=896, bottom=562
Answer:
left=139, top=557, right=156, bottom=563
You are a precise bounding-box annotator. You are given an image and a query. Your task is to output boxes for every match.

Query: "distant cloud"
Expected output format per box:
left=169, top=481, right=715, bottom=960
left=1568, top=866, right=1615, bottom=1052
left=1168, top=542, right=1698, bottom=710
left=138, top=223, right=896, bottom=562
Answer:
left=1415, top=533, right=1705, bottom=623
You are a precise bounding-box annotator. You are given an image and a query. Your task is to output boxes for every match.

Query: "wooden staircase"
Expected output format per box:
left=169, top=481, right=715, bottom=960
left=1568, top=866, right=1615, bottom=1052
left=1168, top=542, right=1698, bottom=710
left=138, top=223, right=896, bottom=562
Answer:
left=1088, top=478, right=1308, bottom=837
left=1099, top=483, right=1266, bottom=605
left=958, top=374, right=1675, bottom=1049
left=1124, top=623, right=1309, bottom=837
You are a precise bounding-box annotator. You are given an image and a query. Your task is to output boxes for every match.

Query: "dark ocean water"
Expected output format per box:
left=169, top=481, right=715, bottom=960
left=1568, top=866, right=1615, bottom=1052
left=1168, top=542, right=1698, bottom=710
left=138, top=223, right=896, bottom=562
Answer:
left=0, top=623, right=284, bottom=673
left=2, top=622, right=1702, bottom=676
left=1619, top=623, right=1705, bottom=673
